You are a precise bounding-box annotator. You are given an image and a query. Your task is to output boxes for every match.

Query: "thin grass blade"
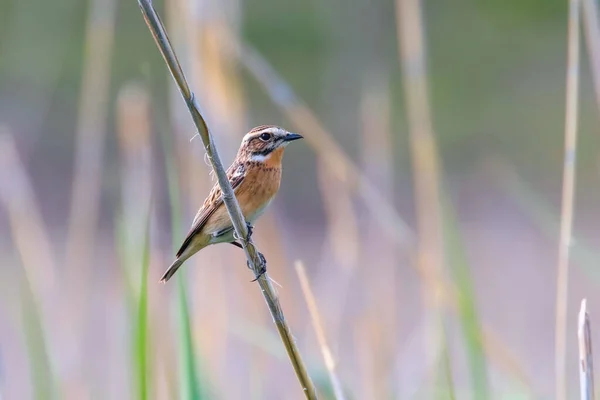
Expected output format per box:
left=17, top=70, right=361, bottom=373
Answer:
left=160, top=124, right=207, bottom=399
left=20, top=274, right=58, bottom=400
left=441, top=194, right=489, bottom=398
left=134, top=207, right=152, bottom=400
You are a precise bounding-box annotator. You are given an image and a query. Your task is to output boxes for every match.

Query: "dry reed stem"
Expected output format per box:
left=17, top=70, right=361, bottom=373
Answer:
left=578, top=299, right=595, bottom=400
left=65, top=0, right=117, bottom=276
left=186, top=6, right=245, bottom=144
left=395, top=0, right=444, bottom=310
left=137, top=2, right=317, bottom=398
left=556, top=0, right=581, bottom=398
left=582, top=0, right=600, bottom=117
left=0, top=129, right=62, bottom=394
left=395, top=0, right=449, bottom=388
left=223, top=34, right=533, bottom=388
left=0, top=129, right=57, bottom=300
left=295, top=261, right=346, bottom=400
left=316, top=158, right=359, bottom=271
left=359, top=77, right=399, bottom=397
left=62, top=0, right=117, bottom=388
left=116, top=83, right=153, bottom=282
left=313, top=158, right=359, bottom=346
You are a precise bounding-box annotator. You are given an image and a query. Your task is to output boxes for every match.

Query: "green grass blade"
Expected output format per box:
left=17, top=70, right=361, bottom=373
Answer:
left=19, top=275, right=58, bottom=400
left=159, top=123, right=207, bottom=399
left=176, top=276, right=204, bottom=400
left=441, top=193, right=490, bottom=399
left=432, top=331, right=456, bottom=400
left=134, top=207, right=152, bottom=400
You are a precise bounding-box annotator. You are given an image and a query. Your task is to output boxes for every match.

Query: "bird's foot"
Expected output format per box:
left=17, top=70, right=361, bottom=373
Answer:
left=248, top=252, right=267, bottom=282
left=246, top=222, right=254, bottom=238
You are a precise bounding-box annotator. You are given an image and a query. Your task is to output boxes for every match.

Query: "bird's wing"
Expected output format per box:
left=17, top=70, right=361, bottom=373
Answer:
left=175, top=162, right=246, bottom=258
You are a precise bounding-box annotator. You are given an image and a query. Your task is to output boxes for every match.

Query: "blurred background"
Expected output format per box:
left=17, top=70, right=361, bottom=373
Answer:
left=0, top=0, right=599, bottom=398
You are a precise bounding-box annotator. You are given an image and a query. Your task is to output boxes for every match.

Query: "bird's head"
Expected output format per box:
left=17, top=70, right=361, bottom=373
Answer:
left=238, top=125, right=303, bottom=163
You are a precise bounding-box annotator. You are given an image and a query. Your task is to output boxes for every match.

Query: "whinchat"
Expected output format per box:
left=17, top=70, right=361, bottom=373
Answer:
left=160, top=125, right=303, bottom=283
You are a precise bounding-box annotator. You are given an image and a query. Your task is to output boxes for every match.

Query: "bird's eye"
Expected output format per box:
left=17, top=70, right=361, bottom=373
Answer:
left=259, top=132, right=271, bottom=141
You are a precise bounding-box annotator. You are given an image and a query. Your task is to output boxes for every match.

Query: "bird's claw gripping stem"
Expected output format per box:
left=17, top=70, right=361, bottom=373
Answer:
left=246, top=222, right=254, bottom=238
left=248, top=252, right=267, bottom=282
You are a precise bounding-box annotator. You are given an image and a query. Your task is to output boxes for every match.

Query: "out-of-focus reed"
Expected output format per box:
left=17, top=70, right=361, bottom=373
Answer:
left=65, top=0, right=117, bottom=310
left=2, top=0, right=588, bottom=398
left=61, top=0, right=117, bottom=394
left=555, top=0, right=581, bottom=398
left=0, top=129, right=59, bottom=399
left=395, top=0, right=454, bottom=394
left=577, top=299, right=594, bottom=400
left=295, top=261, right=346, bottom=400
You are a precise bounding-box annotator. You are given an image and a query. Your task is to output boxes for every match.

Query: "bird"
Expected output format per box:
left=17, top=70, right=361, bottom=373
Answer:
left=160, top=125, right=303, bottom=283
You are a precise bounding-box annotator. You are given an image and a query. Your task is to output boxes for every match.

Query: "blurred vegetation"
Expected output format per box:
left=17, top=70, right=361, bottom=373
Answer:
left=2, top=0, right=596, bottom=183
left=1, top=0, right=599, bottom=398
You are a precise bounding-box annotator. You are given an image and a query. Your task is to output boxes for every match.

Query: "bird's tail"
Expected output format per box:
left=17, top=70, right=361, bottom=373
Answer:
left=160, top=258, right=185, bottom=283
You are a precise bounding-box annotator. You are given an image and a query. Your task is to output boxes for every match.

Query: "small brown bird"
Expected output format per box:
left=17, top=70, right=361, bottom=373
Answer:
left=160, top=125, right=303, bottom=283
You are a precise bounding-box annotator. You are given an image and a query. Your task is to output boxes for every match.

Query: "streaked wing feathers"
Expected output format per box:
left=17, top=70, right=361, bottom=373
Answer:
left=175, top=163, right=246, bottom=257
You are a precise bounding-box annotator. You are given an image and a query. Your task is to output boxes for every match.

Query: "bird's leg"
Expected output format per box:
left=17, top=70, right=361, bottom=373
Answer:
left=248, top=252, right=267, bottom=282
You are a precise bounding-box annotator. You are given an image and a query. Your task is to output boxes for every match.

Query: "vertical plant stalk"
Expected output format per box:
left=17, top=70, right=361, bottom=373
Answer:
left=63, top=0, right=117, bottom=387
left=358, top=75, right=398, bottom=397
left=0, top=129, right=57, bottom=302
left=295, top=262, right=346, bottom=400
left=395, top=0, right=443, bottom=313
left=136, top=2, right=317, bottom=398
left=65, top=0, right=117, bottom=275
left=116, top=83, right=153, bottom=287
left=395, top=0, right=453, bottom=391
left=160, top=111, right=206, bottom=399
left=556, top=0, right=581, bottom=398
left=441, top=195, right=489, bottom=395
left=578, top=299, right=595, bottom=400
left=0, top=129, right=59, bottom=399
left=582, top=0, right=600, bottom=119
left=134, top=212, right=152, bottom=400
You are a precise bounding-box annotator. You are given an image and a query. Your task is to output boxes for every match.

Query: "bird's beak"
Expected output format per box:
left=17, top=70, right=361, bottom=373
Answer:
left=283, top=132, right=303, bottom=142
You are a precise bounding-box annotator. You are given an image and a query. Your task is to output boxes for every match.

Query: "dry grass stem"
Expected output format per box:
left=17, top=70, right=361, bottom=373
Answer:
left=582, top=0, right=600, bottom=116
left=116, top=83, right=153, bottom=279
left=0, top=130, right=57, bottom=299
left=395, top=0, right=444, bottom=316
left=137, top=1, right=317, bottom=398
left=555, top=0, right=581, bottom=398
left=295, top=261, right=346, bottom=400
left=395, top=0, right=448, bottom=386
left=578, top=299, right=595, bottom=400
left=65, top=0, right=117, bottom=275
left=0, top=128, right=61, bottom=393
left=60, top=0, right=117, bottom=388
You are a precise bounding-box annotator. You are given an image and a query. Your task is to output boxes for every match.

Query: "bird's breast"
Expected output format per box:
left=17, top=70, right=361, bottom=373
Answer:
left=237, top=165, right=282, bottom=221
